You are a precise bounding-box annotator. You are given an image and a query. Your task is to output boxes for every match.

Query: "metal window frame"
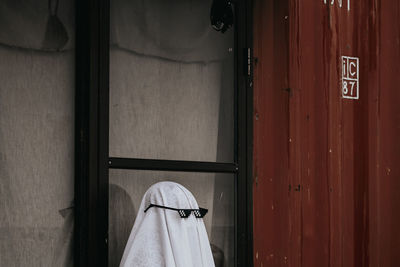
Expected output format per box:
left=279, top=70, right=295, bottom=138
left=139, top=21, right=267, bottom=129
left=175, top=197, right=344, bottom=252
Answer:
left=75, top=0, right=253, bottom=266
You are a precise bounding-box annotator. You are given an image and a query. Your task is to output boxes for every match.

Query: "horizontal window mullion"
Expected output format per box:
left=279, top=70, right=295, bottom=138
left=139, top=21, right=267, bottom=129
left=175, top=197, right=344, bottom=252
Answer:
left=108, top=157, right=238, bottom=173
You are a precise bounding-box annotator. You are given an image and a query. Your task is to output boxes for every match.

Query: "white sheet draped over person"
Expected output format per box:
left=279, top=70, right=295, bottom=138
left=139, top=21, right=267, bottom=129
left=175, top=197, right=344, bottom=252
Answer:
left=119, top=181, right=215, bottom=267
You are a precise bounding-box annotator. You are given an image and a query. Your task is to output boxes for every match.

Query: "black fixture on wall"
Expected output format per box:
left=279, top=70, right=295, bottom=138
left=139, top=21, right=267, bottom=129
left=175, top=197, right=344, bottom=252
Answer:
left=210, top=0, right=234, bottom=33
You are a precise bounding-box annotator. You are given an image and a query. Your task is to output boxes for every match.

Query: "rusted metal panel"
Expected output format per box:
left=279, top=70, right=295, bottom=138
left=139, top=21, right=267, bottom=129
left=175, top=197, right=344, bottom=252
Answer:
left=253, top=0, right=400, bottom=266
left=253, top=0, right=295, bottom=266
left=373, top=1, right=400, bottom=266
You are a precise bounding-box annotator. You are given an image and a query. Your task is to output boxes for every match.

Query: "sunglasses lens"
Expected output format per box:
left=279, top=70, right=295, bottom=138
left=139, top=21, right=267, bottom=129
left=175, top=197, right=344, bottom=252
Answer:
left=178, top=209, right=191, bottom=218
left=193, top=208, right=208, bottom=218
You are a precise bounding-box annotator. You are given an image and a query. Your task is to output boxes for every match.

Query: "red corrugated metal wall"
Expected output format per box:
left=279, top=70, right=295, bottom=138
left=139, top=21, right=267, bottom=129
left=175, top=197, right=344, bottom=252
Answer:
left=253, top=0, right=400, bottom=266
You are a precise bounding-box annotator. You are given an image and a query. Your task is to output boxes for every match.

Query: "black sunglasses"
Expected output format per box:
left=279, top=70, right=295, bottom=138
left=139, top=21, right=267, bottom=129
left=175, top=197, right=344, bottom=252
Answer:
left=144, top=203, right=208, bottom=218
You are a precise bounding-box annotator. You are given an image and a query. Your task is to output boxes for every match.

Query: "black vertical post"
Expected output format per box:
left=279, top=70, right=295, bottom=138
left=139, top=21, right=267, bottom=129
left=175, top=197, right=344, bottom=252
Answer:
left=99, top=0, right=110, bottom=265
left=75, top=0, right=109, bottom=266
left=245, top=0, right=254, bottom=265
left=236, top=0, right=253, bottom=266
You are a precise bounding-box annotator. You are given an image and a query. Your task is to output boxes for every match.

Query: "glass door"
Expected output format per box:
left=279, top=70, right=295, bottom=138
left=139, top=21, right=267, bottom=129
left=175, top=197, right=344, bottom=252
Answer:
left=106, top=0, right=248, bottom=266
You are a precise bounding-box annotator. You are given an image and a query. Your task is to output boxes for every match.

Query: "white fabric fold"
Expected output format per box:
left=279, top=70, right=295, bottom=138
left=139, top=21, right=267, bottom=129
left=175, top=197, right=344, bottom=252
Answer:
left=120, top=181, right=215, bottom=267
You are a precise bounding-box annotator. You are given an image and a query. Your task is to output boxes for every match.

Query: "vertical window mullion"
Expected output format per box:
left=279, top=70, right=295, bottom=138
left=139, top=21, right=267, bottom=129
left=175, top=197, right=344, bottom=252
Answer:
left=75, top=0, right=110, bottom=266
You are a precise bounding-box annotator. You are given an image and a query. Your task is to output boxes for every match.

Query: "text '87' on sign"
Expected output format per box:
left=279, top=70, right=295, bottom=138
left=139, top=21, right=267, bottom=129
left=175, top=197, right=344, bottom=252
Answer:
left=342, top=56, right=359, bottom=99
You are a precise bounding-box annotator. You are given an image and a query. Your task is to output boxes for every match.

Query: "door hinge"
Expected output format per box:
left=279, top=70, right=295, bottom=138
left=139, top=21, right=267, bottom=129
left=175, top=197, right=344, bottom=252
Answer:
left=247, top=47, right=251, bottom=76
left=244, top=47, right=252, bottom=77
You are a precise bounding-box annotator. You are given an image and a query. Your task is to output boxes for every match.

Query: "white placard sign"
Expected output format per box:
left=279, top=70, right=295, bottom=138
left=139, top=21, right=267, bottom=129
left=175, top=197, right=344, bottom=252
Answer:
left=342, top=56, right=359, bottom=99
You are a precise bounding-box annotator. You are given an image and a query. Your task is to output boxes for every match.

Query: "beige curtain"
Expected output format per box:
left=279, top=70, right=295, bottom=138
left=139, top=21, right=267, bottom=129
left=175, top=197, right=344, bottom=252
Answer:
left=0, top=1, right=75, bottom=266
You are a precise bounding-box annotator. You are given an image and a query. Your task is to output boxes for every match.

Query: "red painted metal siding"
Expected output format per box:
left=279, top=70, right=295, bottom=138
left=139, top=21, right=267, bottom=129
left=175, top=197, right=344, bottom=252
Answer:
left=253, top=0, right=296, bottom=266
left=253, top=1, right=400, bottom=266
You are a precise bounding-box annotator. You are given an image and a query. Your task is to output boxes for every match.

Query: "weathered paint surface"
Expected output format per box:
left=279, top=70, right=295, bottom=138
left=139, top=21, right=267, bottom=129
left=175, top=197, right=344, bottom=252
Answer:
left=253, top=0, right=400, bottom=266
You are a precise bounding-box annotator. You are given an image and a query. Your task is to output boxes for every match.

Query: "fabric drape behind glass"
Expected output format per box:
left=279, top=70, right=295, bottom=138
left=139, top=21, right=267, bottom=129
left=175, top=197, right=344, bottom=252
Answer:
left=109, top=0, right=235, bottom=266
left=0, top=1, right=75, bottom=266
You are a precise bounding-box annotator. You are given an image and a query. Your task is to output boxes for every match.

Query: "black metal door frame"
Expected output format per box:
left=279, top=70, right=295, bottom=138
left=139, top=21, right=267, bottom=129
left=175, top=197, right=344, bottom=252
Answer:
left=75, top=0, right=253, bottom=266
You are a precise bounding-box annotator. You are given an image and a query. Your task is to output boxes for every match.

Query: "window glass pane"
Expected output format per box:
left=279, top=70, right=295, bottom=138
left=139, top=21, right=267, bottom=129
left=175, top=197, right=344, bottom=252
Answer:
left=109, top=0, right=235, bottom=162
left=0, top=1, right=75, bottom=266
left=109, top=169, right=234, bottom=267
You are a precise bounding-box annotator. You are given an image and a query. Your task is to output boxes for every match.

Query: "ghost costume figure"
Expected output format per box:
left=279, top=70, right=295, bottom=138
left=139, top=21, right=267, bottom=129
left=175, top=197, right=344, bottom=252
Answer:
left=119, top=181, right=215, bottom=267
